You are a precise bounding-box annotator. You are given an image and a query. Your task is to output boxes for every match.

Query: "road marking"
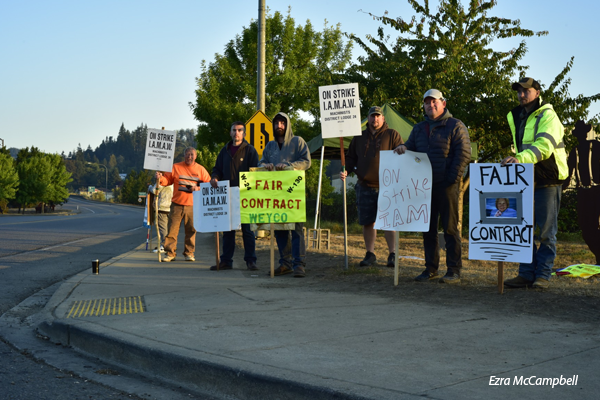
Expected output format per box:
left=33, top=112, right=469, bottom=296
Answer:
left=67, top=296, right=146, bottom=318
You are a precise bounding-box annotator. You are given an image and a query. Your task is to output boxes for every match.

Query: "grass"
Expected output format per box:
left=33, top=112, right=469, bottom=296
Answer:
left=254, top=222, right=599, bottom=297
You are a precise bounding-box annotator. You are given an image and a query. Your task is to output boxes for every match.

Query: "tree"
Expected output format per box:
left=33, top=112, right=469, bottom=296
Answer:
left=349, top=0, right=600, bottom=228
left=0, top=149, right=19, bottom=212
left=190, top=9, right=353, bottom=149
left=15, top=153, right=52, bottom=213
left=351, top=0, right=599, bottom=161
left=44, top=153, right=72, bottom=206
left=118, top=170, right=152, bottom=205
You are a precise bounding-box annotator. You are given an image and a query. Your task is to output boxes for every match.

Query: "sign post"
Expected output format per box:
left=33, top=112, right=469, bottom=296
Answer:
left=318, top=83, right=362, bottom=270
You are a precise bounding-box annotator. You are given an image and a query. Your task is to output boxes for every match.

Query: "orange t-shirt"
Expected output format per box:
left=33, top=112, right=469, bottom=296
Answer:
left=159, top=162, right=210, bottom=206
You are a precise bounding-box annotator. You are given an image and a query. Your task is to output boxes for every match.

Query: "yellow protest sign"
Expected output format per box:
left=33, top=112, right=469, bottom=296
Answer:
left=239, top=171, right=305, bottom=224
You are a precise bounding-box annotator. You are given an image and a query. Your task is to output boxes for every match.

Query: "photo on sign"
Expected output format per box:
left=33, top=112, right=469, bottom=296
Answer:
left=479, top=192, right=522, bottom=225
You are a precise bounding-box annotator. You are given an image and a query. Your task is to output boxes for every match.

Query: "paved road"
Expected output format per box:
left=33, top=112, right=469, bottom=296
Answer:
left=0, top=198, right=198, bottom=399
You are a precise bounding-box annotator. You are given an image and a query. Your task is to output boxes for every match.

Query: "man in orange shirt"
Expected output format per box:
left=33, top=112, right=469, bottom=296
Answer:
left=156, top=147, right=210, bottom=262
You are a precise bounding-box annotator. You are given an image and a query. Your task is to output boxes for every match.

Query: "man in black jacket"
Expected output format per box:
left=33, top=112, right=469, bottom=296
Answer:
left=210, top=121, right=259, bottom=271
left=394, top=89, right=471, bottom=284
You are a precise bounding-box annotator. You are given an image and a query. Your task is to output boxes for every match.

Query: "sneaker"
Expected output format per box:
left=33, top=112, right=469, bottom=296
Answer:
left=161, top=255, right=176, bottom=262
left=153, top=246, right=165, bottom=254
left=414, top=270, right=438, bottom=282
left=504, top=275, right=533, bottom=288
left=439, top=271, right=461, bottom=284
left=293, top=266, right=306, bottom=277
left=387, top=253, right=396, bottom=268
left=360, top=251, right=377, bottom=267
left=184, top=255, right=195, bottom=262
left=210, top=263, right=232, bottom=271
left=532, top=277, right=549, bottom=289
left=274, top=265, right=293, bottom=276
left=246, top=261, right=258, bottom=271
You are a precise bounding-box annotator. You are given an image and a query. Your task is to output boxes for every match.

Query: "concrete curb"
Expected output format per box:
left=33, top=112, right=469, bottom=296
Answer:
left=37, top=319, right=390, bottom=400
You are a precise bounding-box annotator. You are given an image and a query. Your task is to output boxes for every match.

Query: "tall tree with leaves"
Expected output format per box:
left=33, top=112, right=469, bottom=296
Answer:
left=190, top=9, right=353, bottom=149
left=349, top=0, right=599, bottom=161
left=15, top=153, right=52, bottom=213
left=44, top=153, right=72, bottom=206
left=349, top=0, right=600, bottom=228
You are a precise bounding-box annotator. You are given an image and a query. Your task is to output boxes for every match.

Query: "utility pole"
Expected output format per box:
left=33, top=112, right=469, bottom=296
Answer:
left=257, top=0, right=266, bottom=112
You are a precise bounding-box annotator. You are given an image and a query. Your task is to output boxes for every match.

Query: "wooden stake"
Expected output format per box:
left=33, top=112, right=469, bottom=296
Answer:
left=498, top=261, right=504, bottom=294
left=394, top=231, right=399, bottom=286
left=270, top=224, right=275, bottom=278
left=215, top=232, right=220, bottom=270
left=340, top=137, right=348, bottom=270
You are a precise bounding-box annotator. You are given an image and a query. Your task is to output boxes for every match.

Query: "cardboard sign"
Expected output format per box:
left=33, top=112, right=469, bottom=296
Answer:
left=239, top=171, right=306, bottom=224
left=374, top=150, right=432, bottom=232
left=468, top=163, right=534, bottom=263
left=193, top=181, right=232, bottom=233
left=318, top=83, right=362, bottom=138
left=144, top=128, right=176, bottom=172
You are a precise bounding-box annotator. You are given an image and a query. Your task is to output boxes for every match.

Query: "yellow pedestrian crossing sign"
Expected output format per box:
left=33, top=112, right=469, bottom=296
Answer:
left=245, top=110, right=272, bottom=158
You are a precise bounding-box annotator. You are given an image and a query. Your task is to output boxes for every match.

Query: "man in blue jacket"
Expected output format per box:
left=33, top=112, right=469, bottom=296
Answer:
left=210, top=121, right=259, bottom=271
left=394, top=89, right=471, bottom=284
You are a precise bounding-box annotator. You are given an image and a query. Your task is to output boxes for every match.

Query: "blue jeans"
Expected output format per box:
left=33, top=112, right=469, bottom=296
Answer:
left=423, top=182, right=462, bottom=274
left=275, top=223, right=306, bottom=268
left=518, top=185, right=561, bottom=281
left=220, top=224, right=256, bottom=266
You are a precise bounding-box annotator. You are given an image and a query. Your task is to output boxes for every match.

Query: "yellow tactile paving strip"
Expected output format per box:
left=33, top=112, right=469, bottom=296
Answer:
left=66, top=296, right=145, bottom=318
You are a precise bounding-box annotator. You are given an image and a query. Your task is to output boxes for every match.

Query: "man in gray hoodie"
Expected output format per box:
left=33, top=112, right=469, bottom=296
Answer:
left=259, top=112, right=311, bottom=277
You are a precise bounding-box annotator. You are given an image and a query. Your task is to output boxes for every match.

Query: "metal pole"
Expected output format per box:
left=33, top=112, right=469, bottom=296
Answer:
left=314, top=146, right=325, bottom=230
left=257, top=0, right=266, bottom=112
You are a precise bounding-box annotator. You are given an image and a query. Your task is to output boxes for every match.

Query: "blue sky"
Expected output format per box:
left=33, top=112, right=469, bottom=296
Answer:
left=1, top=0, right=598, bottom=155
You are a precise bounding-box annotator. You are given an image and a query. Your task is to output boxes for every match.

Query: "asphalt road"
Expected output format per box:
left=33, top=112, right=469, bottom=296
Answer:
left=0, top=198, right=200, bottom=399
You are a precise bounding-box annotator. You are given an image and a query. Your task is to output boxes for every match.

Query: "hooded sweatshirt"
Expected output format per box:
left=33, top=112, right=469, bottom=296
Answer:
left=258, top=112, right=311, bottom=171
left=345, top=121, right=403, bottom=188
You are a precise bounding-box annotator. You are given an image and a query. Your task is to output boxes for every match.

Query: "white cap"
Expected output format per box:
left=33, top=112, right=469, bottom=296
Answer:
left=423, top=89, right=444, bottom=101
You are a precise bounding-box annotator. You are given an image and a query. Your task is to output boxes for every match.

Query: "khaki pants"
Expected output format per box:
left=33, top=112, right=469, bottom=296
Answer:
left=164, top=204, right=195, bottom=257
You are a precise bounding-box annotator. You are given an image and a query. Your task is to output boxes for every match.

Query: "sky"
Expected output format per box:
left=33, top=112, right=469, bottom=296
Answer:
left=2, top=0, right=599, bottom=155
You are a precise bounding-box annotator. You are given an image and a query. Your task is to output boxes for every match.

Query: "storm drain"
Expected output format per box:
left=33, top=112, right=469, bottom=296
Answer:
left=66, top=296, right=146, bottom=318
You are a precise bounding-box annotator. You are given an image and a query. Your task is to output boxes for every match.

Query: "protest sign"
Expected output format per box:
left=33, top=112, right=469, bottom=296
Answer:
left=318, top=83, right=361, bottom=138
left=374, top=150, right=432, bottom=232
left=469, top=163, right=534, bottom=263
left=193, top=181, right=232, bottom=233
left=143, top=128, right=176, bottom=172
left=239, top=171, right=305, bottom=224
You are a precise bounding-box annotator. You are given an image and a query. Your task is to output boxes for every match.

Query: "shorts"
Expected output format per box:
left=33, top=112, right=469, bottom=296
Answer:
left=355, top=183, right=379, bottom=226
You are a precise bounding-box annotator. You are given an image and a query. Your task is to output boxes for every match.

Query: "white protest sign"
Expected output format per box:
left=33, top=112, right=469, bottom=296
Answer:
left=469, top=163, right=534, bottom=263
left=318, top=83, right=362, bottom=138
left=193, top=181, right=232, bottom=233
left=143, top=128, right=176, bottom=172
left=375, top=150, right=432, bottom=232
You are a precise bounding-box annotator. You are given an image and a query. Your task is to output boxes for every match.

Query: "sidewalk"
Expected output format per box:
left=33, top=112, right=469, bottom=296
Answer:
left=37, top=231, right=600, bottom=399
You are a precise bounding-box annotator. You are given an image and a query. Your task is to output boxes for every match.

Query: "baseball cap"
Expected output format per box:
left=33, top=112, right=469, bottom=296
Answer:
left=512, top=77, right=541, bottom=91
left=368, top=106, right=383, bottom=116
left=423, top=89, right=444, bottom=101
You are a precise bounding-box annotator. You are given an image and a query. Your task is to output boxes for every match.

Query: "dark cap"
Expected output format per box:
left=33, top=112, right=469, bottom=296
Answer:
left=368, top=106, right=383, bottom=116
left=512, top=77, right=541, bottom=91
left=273, top=114, right=286, bottom=122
